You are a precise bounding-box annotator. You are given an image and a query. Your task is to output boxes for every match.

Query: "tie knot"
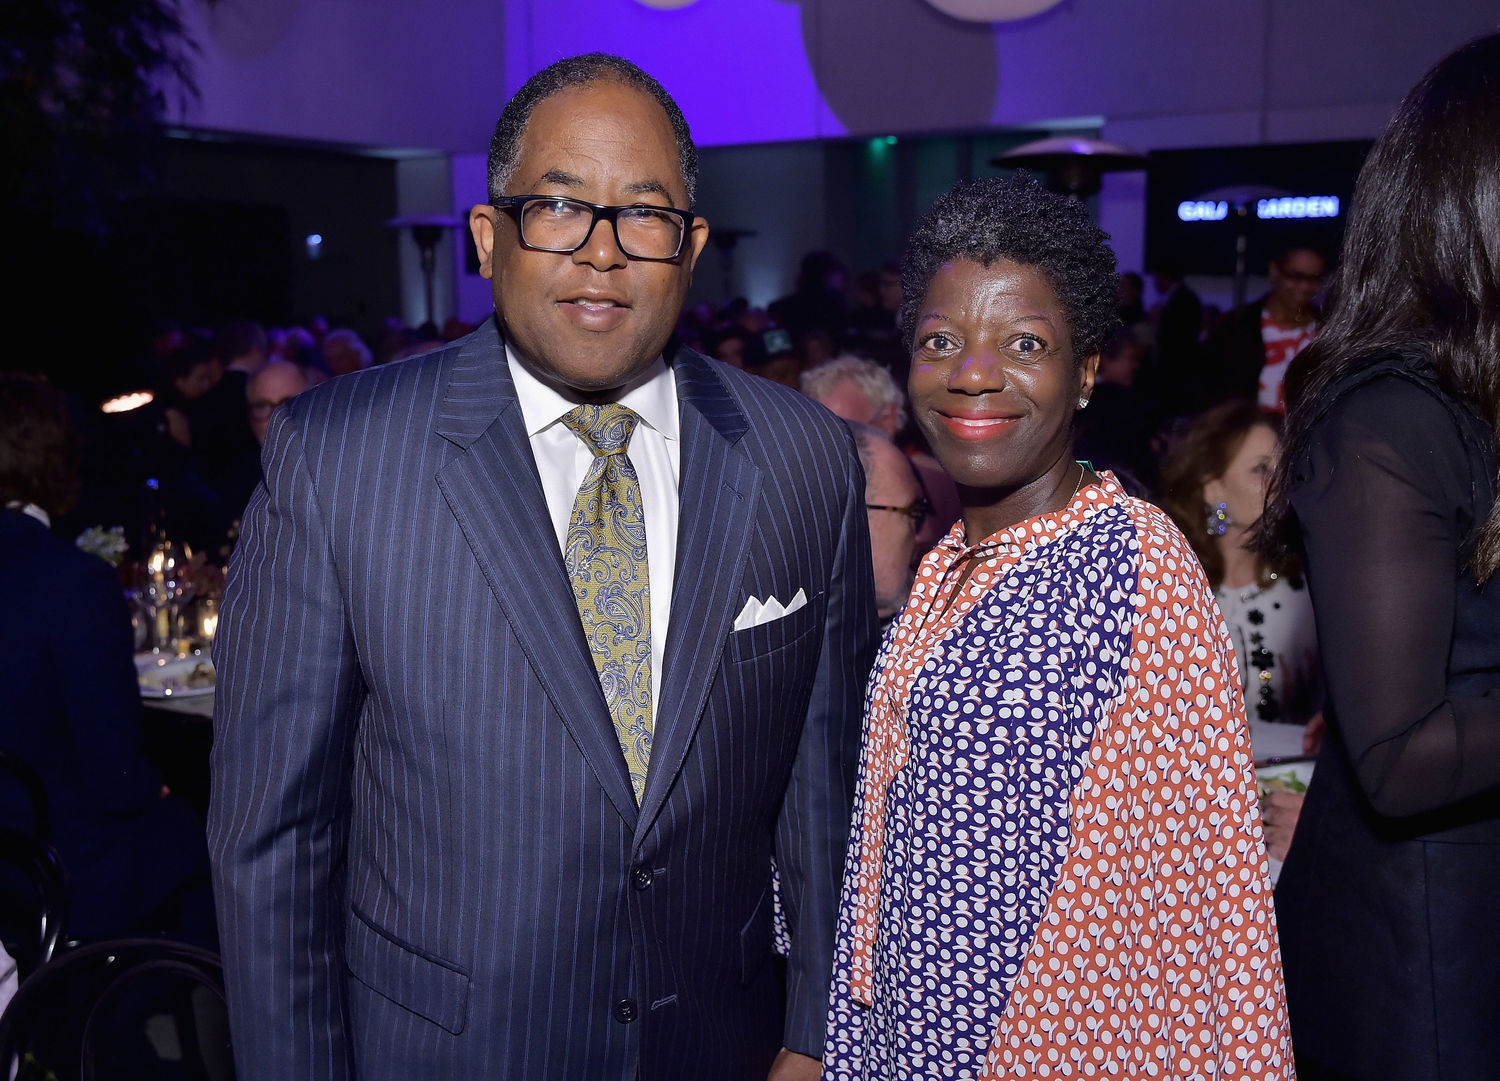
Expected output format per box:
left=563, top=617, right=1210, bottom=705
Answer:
left=563, top=403, right=641, bottom=457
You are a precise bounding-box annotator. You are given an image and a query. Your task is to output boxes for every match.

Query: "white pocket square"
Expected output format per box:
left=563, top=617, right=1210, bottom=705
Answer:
left=732, top=588, right=807, bottom=632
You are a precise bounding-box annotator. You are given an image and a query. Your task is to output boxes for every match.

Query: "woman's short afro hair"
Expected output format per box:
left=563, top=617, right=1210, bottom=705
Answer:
left=899, top=172, right=1120, bottom=362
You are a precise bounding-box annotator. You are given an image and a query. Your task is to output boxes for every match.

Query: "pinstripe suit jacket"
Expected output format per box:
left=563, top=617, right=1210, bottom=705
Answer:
left=208, top=317, right=877, bottom=1081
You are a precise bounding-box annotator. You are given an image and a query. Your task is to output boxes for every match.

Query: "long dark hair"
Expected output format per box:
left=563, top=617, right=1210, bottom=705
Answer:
left=1163, top=401, right=1282, bottom=590
left=1261, top=33, right=1500, bottom=579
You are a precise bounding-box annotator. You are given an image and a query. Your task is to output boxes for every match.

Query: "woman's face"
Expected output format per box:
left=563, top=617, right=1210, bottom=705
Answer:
left=1204, top=423, right=1279, bottom=534
left=908, top=257, right=1097, bottom=532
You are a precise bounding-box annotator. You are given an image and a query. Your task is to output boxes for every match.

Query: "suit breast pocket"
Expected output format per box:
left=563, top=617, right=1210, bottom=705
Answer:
left=723, top=592, right=822, bottom=663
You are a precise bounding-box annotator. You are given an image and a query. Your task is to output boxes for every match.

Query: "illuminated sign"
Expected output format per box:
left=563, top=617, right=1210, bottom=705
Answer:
left=1257, top=196, right=1339, bottom=219
left=1178, top=200, right=1228, bottom=222
left=1178, top=196, right=1341, bottom=223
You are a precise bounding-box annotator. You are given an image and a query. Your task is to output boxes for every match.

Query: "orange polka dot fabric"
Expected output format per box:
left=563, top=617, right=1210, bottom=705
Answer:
left=825, top=473, right=1292, bottom=1079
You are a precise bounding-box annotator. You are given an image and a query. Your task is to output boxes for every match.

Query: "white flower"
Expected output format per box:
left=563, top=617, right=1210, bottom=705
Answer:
left=76, top=525, right=129, bottom=566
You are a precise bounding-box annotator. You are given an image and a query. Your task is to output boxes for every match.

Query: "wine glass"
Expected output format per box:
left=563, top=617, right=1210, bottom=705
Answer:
left=140, top=541, right=195, bottom=654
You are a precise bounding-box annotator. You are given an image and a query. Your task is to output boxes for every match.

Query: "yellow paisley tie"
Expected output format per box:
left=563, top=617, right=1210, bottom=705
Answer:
left=563, top=403, right=652, bottom=803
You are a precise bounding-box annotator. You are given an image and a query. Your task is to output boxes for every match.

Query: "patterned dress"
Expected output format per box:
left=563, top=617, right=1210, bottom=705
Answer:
left=824, top=474, right=1292, bottom=1079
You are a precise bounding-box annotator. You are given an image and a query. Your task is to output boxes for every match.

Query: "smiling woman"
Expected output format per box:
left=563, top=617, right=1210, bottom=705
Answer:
left=824, top=175, right=1294, bottom=1079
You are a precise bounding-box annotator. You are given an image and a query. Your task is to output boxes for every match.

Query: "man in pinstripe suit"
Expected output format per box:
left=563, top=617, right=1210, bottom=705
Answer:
left=208, top=53, right=877, bottom=1081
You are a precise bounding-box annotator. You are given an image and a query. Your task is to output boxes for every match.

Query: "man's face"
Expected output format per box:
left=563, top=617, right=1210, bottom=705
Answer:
left=469, top=81, right=710, bottom=397
left=820, top=378, right=880, bottom=428
left=818, top=377, right=899, bottom=437
left=1268, top=249, right=1326, bottom=321
left=247, top=363, right=310, bottom=444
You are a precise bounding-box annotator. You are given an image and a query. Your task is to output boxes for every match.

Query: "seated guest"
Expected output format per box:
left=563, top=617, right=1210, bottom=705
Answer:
left=217, top=361, right=312, bottom=517
left=802, top=355, right=907, bottom=437
left=0, top=373, right=212, bottom=942
left=847, top=421, right=926, bottom=631
left=246, top=362, right=312, bottom=446
left=824, top=174, right=1291, bottom=1078
left=802, top=354, right=960, bottom=553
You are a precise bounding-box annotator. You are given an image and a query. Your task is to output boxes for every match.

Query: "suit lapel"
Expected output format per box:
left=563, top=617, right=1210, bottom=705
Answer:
left=434, top=319, right=639, bottom=827
left=636, top=348, right=761, bottom=834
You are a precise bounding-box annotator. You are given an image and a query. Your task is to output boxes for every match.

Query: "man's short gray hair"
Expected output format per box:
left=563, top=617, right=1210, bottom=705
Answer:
left=801, top=354, right=907, bottom=433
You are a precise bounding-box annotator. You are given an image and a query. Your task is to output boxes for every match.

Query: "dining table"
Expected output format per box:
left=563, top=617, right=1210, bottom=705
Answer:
left=136, top=649, right=215, bottom=813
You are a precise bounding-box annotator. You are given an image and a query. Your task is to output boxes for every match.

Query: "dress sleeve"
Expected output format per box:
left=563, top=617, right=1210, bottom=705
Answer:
left=1290, top=377, right=1500, bottom=817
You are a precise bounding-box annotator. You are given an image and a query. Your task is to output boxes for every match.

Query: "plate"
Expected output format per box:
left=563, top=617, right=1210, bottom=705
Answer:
left=136, top=653, right=216, bottom=698
left=1255, top=759, right=1314, bottom=800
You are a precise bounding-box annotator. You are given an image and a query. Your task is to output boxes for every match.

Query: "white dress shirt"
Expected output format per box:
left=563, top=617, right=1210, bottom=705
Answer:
left=507, top=345, right=680, bottom=721
left=4, top=501, right=50, bottom=528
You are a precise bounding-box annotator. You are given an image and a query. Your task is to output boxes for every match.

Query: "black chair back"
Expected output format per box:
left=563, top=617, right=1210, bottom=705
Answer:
left=0, top=750, right=51, bottom=841
left=0, top=938, right=233, bottom=1081
left=0, top=829, right=67, bottom=979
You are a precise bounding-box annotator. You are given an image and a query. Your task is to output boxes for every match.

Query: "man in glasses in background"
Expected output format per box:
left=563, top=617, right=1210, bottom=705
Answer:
left=210, top=52, right=876, bottom=1081
left=245, top=361, right=310, bottom=446
left=1200, top=242, right=1328, bottom=413
left=803, top=353, right=959, bottom=554
left=846, top=421, right=928, bottom=631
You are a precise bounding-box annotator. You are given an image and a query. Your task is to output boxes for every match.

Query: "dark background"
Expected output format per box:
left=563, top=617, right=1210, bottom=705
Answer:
left=1145, top=140, right=1372, bottom=277
left=8, top=136, right=402, bottom=403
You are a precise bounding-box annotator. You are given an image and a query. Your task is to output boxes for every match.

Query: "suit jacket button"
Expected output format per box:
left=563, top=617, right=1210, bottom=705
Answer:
left=632, top=865, right=653, bottom=890
left=613, top=998, right=638, bottom=1024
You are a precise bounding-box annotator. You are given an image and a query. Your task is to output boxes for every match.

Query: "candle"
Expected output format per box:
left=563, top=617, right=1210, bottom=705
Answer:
left=199, top=599, right=220, bottom=643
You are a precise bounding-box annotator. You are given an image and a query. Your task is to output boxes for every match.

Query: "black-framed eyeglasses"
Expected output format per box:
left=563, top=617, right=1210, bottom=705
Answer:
left=865, top=496, right=933, bottom=529
left=494, top=195, right=698, bottom=261
left=248, top=396, right=296, bottom=418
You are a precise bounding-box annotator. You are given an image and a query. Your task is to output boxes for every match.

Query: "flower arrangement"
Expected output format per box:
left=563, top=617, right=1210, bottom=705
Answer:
left=184, top=550, right=226, bottom=602
left=75, top=525, right=129, bottom=566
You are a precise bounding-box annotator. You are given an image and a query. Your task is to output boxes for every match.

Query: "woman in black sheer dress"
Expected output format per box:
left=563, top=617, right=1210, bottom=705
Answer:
left=1260, top=34, right=1500, bottom=1081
